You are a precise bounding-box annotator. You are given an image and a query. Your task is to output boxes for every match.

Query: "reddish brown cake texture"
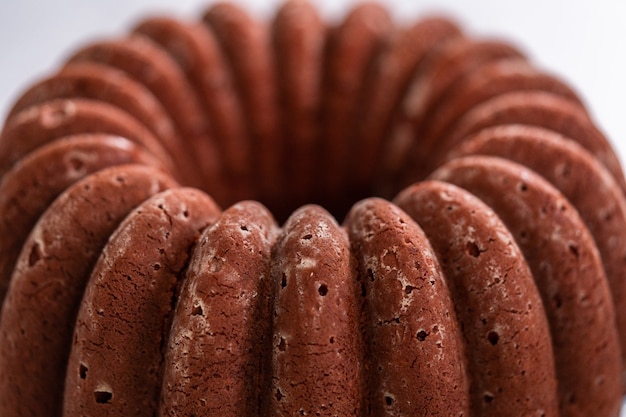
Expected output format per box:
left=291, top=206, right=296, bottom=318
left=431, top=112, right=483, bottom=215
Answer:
left=0, top=1, right=624, bottom=417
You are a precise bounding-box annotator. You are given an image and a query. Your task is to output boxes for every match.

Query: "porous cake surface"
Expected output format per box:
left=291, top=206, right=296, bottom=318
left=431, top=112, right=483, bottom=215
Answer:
left=0, top=1, right=624, bottom=416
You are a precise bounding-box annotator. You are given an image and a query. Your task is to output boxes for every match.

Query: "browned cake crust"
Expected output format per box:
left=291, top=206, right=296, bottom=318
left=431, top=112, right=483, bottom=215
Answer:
left=403, top=39, right=524, bottom=127
left=272, top=0, right=325, bottom=209
left=8, top=63, right=175, bottom=146
left=0, top=164, right=177, bottom=417
left=67, top=36, right=226, bottom=199
left=134, top=17, right=253, bottom=202
left=444, top=124, right=626, bottom=389
left=319, top=2, right=391, bottom=208
left=159, top=201, right=278, bottom=416
left=394, top=181, right=559, bottom=417
left=353, top=17, right=462, bottom=193
left=63, top=188, right=220, bottom=417
left=270, top=205, right=362, bottom=415
left=387, top=38, right=524, bottom=184
left=431, top=155, right=623, bottom=417
left=413, top=59, right=583, bottom=177
left=0, top=134, right=163, bottom=306
left=0, top=98, right=175, bottom=177
left=435, top=91, right=626, bottom=190
left=67, top=36, right=207, bottom=140
left=345, top=197, right=469, bottom=416
left=6, top=62, right=200, bottom=188
left=203, top=3, right=283, bottom=210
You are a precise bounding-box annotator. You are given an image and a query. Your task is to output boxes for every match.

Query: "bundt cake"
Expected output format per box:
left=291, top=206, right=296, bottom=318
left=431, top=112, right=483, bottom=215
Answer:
left=0, top=1, right=624, bottom=416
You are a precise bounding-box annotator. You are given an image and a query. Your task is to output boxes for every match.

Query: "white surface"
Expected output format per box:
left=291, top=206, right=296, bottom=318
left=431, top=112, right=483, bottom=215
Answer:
left=0, top=0, right=625, bottom=414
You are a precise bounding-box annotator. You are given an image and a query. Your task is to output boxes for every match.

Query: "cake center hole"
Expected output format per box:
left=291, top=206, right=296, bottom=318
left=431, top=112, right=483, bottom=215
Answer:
left=222, top=171, right=407, bottom=224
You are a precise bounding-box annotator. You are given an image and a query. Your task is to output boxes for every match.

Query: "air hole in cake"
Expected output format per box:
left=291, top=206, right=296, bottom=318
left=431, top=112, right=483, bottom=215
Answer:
left=281, top=273, right=287, bottom=288
left=28, top=242, right=42, bottom=266
left=67, top=156, right=85, bottom=173
left=404, top=285, right=414, bottom=294
left=360, top=283, right=367, bottom=297
left=555, top=163, right=571, bottom=178
left=568, top=244, right=579, bottom=258
left=40, top=101, right=75, bottom=128
left=483, top=392, right=495, bottom=403
left=384, top=395, right=394, bottom=406
left=567, top=393, right=577, bottom=404
left=518, top=182, right=528, bottom=192
left=79, top=363, right=88, bottom=379
left=191, top=304, right=203, bottom=316
left=240, top=225, right=249, bottom=231
left=182, top=209, right=189, bottom=218
left=519, top=230, right=528, bottom=242
left=416, top=330, right=428, bottom=341
left=367, top=268, right=375, bottom=282
left=318, top=284, right=328, bottom=296
left=94, top=389, right=113, bottom=404
left=465, top=241, right=481, bottom=257
left=278, top=337, right=286, bottom=352
left=153, top=263, right=161, bottom=271
left=329, top=336, right=334, bottom=344
left=488, top=330, right=500, bottom=345
left=302, top=233, right=312, bottom=240
left=276, top=388, right=284, bottom=401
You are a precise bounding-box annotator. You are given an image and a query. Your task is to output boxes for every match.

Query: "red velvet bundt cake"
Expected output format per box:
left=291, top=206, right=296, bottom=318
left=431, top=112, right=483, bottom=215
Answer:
left=0, top=1, right=624, bottom=416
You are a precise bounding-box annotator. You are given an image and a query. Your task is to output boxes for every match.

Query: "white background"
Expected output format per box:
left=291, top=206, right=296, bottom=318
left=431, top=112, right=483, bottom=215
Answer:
left=0, top=0, right=625, bottom=413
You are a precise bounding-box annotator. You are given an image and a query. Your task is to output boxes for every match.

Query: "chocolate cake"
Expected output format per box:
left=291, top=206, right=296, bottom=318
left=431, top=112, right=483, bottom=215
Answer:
left=0, top=1, right=623, bottom=416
